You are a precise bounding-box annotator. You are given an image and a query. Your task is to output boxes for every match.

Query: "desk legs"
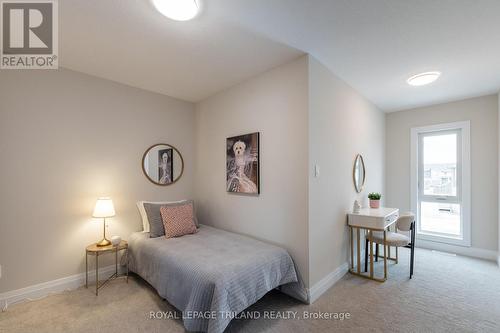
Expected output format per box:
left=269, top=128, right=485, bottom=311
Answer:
left=356, top=228, right=361, bottom=274
left=369, top=233, right=374, bottom=278
left=348, top=226, right=388, bottom=282
left=350, top=227, right=354, bottom=270
left=383, top=231, right=388, bottom=280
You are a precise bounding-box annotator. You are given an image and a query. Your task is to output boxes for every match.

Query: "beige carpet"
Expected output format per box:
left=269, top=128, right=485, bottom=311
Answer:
left=1, top=248, right=500, bottom=333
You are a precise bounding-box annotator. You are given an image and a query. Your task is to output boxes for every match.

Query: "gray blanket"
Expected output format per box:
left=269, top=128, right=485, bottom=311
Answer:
left=128, top=225, right=306, bottom=333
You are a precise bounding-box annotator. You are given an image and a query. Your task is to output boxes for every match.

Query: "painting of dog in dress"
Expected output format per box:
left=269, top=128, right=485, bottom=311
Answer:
left=226, top=132, right=260, bottom=194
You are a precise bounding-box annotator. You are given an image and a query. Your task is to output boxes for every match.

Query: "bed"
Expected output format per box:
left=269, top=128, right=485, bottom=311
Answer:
left=128, top=224, right=307, bottom=333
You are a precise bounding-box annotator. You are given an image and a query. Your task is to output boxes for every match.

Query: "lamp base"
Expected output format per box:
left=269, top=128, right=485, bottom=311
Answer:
left=96, top=238, right=111, bottom=247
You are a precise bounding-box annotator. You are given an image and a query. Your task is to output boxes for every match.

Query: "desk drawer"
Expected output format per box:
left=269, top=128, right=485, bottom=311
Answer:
left=348, top=208, right=400, bottom=230
left=385, top=213, right=399, bottom=226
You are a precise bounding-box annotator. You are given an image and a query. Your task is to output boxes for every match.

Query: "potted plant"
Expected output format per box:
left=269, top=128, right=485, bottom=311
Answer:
left=368, top=192, right=382, bottom=208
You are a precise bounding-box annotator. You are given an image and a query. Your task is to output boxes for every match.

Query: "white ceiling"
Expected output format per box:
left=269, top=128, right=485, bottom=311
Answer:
left=59, top=0, right=303, bottom=103
left=61, top=0, right=500, bottom=111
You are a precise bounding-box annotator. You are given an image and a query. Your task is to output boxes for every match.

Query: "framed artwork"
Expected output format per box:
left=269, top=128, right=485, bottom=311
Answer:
left=226, top=132, right=260, bottom=194
left=158, top=148, right=173, bottom=185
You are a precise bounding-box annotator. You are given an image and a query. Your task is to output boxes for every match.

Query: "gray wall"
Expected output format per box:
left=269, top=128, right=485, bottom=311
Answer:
left=308, top=57, right=386, bottom=285
left=8, top=55, right=494, bottom=298
left=194, top=55, right=387, bottom=289
left=386, top=95, right=499, bottom=252
left=194, top=56, right=310, bottom=287
left=0, top=69, right=195, bottom=292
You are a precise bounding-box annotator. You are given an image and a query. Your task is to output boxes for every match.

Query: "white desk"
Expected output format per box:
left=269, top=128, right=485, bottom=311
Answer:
left=347, top=207, right=399, bottom=282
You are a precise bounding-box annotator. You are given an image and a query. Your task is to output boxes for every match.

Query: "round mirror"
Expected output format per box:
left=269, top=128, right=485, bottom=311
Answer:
left=142, top=144, right=184, bottom=186
left=353, top=154, right=366, bottom=193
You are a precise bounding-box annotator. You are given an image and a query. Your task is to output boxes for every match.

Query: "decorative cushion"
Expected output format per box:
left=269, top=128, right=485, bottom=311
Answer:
left=160, top=202, right=198, bottom=238
left=367, top=231, right=410, bottom=247
left=143, top=203, right=168, bottom=238
left=137, top=200, right=199, bottom=236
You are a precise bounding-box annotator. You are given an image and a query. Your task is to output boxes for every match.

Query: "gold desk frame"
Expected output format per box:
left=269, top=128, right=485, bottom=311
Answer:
left=349, top=223, right=399, bottom=282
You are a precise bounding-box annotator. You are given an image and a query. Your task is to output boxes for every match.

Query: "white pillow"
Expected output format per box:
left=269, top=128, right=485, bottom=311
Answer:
left=136, top=201, right=149, bottom=232
left=136, top=200, right=189, bottom=232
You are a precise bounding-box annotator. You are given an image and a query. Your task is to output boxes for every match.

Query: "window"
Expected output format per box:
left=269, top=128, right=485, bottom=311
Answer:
left=411, top=122, right=471, bottom=247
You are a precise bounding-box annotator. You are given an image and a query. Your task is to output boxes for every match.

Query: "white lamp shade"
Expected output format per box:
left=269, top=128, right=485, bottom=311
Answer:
left=92, top=198, right=116, bottom=218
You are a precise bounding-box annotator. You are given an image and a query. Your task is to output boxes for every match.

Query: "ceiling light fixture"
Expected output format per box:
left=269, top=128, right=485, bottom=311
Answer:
left=152, top=0, right=200, bottom=21
left=407, top=71, right=441, bottom=86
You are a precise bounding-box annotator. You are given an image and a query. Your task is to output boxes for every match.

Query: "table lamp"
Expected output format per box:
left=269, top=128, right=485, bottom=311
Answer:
left=92, top=197, right=116, bottom=247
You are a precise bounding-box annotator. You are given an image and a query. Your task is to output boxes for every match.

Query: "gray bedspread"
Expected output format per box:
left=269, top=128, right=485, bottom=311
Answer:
left=128, top=225, right=307, bottom=333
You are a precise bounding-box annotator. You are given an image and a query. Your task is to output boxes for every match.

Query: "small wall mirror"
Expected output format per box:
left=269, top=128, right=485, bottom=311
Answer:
left=353, top=154, right=366, bottom=193
left=142, top=144, right=184, bottom=186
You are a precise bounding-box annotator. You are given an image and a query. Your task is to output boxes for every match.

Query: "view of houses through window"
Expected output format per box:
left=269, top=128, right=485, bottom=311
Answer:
left=420, top=132, right=461, bottom=237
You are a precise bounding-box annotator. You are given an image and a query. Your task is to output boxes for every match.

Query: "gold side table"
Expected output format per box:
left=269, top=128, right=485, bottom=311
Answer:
left=85, top=240, right=128, bottom=295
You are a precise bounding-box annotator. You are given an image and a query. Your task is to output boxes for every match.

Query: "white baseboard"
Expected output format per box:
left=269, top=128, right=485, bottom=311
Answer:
left=417, top=239, right=498, bottom=261
left=0, top=265, right=125, bottom=311
left=307, top=262, right=349, bottom=304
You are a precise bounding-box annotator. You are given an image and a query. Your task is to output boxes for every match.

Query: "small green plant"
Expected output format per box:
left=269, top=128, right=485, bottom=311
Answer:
left=368, top=192, right=382, bottom=200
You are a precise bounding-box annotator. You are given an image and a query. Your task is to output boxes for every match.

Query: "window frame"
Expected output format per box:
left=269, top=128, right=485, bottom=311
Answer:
left=410, top=121, right=471, bottom=247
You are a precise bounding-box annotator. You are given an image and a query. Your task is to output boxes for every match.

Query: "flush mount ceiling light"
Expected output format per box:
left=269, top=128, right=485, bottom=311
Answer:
left=152, top=0, right=200, bottom=21
left=407, top=71, right=441, bottom=86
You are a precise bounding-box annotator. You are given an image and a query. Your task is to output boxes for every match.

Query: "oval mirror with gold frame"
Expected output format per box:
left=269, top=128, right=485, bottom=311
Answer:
left=142, top=144, right=184, bottom=186
left=353, top=154, right=366, bottom=193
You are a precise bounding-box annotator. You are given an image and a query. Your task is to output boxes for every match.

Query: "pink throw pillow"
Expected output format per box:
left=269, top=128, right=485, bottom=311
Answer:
left=160, top=202, right=197, bottom=238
